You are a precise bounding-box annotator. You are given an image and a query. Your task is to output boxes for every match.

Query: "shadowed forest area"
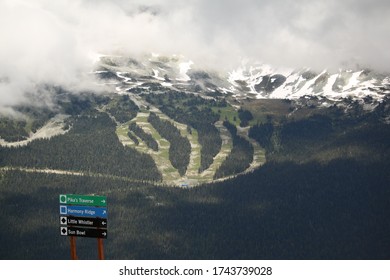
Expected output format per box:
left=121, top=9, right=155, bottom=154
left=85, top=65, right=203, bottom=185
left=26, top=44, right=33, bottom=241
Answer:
left=0, top=158, right=389, bottom=259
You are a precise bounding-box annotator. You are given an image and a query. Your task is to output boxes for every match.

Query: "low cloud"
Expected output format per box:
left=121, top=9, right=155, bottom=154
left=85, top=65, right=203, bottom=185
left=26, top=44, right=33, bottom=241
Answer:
left=1, top=0, right=389, bottom=112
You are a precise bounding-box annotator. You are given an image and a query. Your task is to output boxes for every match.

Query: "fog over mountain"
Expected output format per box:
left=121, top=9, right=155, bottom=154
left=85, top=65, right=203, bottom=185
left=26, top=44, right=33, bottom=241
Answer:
left=1, top=0, right=390, bottom=111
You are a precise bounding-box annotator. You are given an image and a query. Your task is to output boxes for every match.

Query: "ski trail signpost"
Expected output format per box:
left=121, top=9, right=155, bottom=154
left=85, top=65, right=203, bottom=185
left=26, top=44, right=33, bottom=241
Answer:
left=59, top=194, right=108, bottom=260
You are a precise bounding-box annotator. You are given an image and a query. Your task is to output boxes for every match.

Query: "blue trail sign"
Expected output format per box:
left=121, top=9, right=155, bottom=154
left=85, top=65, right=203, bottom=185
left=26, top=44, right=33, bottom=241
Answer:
left=59, top=205, right=108, bottom=218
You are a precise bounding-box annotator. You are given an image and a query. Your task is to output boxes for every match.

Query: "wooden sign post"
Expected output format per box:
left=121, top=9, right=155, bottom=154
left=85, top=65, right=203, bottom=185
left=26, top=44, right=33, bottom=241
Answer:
left=70, top=236, right=78, bottom=260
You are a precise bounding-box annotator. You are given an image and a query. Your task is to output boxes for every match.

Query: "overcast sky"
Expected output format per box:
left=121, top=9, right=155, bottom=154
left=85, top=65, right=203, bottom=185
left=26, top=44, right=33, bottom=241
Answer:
left=1, top=0, right=390, bottom=111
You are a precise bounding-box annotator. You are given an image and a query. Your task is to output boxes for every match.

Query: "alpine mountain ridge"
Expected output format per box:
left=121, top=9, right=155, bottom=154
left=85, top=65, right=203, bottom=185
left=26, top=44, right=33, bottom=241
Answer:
left=95, top=54, right=390, bottom=107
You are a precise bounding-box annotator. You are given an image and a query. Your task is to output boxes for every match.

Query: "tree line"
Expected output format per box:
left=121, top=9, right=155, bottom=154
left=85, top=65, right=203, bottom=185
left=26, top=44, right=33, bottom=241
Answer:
left=129, top=122, right=159, bottom=152
left=106, top=95, right=139, bottom=123
left=214, top=121, right=254, bottom=179
left=148, top=112, right=191, bottom=176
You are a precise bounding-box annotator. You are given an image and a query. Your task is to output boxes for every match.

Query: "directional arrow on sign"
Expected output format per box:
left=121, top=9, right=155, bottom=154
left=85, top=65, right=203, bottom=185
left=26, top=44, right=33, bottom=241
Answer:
left=62, top=227, right=108, bottom=239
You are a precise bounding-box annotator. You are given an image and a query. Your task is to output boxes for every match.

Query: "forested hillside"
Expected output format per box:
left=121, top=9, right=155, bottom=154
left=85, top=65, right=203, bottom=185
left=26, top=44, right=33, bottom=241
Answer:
left=148, top=112, right=191, bottom=176
left=0, top=89, right=389, bottom=260
left=145, top=92, right=223, bottom=172
left=0, top=158, right=388, bottom=259
left=0, top=110, right=161, bottom=181
left=214, top=121, right=254, bottom=179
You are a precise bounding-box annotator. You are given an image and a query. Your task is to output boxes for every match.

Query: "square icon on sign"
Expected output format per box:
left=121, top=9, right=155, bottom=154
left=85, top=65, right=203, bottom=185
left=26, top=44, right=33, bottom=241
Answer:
left=60, top=205, right=67, bottom=215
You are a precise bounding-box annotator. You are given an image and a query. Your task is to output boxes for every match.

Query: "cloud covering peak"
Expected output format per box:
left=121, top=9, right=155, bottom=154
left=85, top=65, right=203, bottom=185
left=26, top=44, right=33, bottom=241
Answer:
left=1, top=0, right=390, bottom=110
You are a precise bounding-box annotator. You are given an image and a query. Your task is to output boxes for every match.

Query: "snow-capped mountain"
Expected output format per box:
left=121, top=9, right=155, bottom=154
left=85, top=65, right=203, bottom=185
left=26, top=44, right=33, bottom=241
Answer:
left=228, top=65, right=390, bottom=102
left=94, top=54, right=390, bottom=104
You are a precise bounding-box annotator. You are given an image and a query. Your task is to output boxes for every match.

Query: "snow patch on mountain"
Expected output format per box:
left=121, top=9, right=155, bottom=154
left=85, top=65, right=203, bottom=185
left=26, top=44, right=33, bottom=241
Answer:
left=94, top=54, right=389, bottom=106
left=177, top=61, right=194, bottom=82
left=228, top=65, right=389, bottom=103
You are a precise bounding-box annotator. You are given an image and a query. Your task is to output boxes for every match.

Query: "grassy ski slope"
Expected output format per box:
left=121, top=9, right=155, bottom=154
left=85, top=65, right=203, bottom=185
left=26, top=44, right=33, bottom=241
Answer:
left=116, top=106, right=266, bottom=186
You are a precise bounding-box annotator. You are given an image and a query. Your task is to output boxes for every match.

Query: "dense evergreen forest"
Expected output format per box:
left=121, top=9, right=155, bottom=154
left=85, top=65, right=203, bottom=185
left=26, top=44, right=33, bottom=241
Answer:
left=238, top=108, right=254, bottom=127
left=148, top=112, right=191, bottom=176
left=0, top=157, right=389, bottom=259
left=127, top=131, right=139, bottom=146
left=106, top=95, right=139, bottom=123
left=249, top=113, right=390, bottom=163
left=214, top=121, right=254, bottom=179
left=249, top=122, right=274, bottom=151
left=0, top=118, right=29, bottom=142
left=0, top=111, right=161, bottom=181
left=0, top=106, right=57, bottom=142
left=129, top=122, right=159, bottom=152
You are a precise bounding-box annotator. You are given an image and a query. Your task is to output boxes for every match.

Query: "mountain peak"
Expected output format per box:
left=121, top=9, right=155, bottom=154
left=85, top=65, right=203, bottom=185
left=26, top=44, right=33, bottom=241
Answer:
left=93, top=54, right=390, bottom=106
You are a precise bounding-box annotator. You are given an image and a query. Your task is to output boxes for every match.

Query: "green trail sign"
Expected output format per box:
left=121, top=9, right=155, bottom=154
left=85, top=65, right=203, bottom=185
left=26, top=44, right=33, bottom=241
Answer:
left=59, top=194, right=107, bottom=207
